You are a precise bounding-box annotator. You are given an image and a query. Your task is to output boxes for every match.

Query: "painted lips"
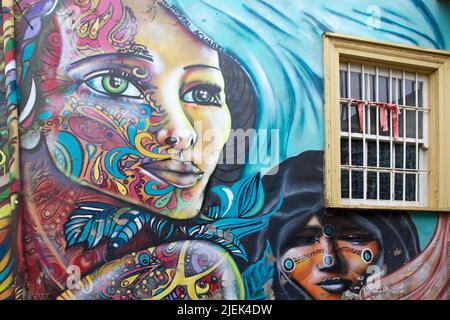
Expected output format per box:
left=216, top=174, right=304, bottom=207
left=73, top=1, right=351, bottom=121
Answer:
left=140, top=158, right=204, bottom=188
left=316, top=277, right=353, bottom=294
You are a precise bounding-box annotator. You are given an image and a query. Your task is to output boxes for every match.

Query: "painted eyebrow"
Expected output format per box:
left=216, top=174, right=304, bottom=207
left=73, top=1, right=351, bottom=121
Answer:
left=66, top=53, right=156, bottom=87
left=296, top=226, right=322, bottom=233
left=68, top=52, right=154, bottom=71
left=183, top=64, right=221, bottom=71
left=123, top=52, right=154, bottom=63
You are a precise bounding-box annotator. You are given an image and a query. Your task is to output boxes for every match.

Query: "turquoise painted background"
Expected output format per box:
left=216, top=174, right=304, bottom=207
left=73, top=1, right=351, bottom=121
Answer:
left=166, top=0, right=450, bottom=248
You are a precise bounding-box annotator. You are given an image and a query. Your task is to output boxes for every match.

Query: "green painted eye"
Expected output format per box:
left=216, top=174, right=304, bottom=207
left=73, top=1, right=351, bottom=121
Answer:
left=102, top=76, right=129, bottom=94
left=86, top=74, right=142, bottom=98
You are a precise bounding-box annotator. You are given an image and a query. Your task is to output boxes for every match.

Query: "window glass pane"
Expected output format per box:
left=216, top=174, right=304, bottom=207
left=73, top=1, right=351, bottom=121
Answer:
left=397, top=79, right=404, bottom=105
left=351, top=71, right=361, bottom=100
left=379, top=142, right=391, bottom=167
left=367, top=172, right=377, bottom=200
left=341, top=169, right=349, bottom=198
left=378, top=76, right=389, bottom=103
left=366, top=74, right=376, bottom=101
left=367, top=141, right=377, bottom=167
left=351, top=140, right=363, bottom=166
left=351, top=104, right=361, bottom=133
left=405, top=110, right=417, bottom=138
left=395, top=144, right=403, bottom=169
left=398, top=111, right=404, bottom=138
left=405, top=174, right=416, bottom=201
left=379, top=172, right=391, bottom=200
left=341, top=138, right=349, bottom=165
left=395, top=173, right=403, bottom=201
left=341, top=103, right=348, bottom=132
left=418, top=112, right=423, bottom=140
left=405, top=79, right=415, bottom=106
left=406, top=144, right=417, bottom=169
left=352, top=170, right=364, bottom=199
left=340, top=70, right=348, bottom=99
left=418, top=81, right=424, bottom=107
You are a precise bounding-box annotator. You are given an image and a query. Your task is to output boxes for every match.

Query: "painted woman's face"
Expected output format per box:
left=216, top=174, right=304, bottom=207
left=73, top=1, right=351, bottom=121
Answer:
left=279, top=214, right=380, bottom=300
left=33, top=0, right=231, bottom=219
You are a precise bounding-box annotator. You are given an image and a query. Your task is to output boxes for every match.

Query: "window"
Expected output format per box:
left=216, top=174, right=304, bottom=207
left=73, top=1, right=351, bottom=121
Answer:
left=323, top=33, right=450, bottom=211
left=339, top=63, right=428, bottom=206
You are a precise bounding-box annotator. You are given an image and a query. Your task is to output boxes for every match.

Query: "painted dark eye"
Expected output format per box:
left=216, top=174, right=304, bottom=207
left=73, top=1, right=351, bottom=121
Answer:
left=294, top=236, right=320, bottom=246
left=340, top=234, right=373, bottom=244
left=86, top=75, right=142, bottom=98
left=182, top=84, right=222, bottom=107
left=289, top=231, right=321, bottom=247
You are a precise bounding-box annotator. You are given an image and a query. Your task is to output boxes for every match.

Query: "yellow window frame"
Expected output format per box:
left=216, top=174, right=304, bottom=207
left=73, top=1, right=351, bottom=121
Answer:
left=323, top=33, right=450, bottom=212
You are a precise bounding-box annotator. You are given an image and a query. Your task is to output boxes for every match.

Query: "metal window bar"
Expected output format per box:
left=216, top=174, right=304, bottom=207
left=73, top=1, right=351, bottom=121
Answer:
left=341, top=164, right=429, bottom=173
left=376, top=67, right=380, bottom=201
left=340, top=131, right=425, bottom=143
left=362, top=64, right=367, bottom=201
left=367, top=74, right=371, bottom=136
left=347, top=62, right=352, bottom=200
left=339, top=100, right=429, bottom=112
left=389, top=68, right=394, bottom=202
left=402, top=71, right=407, bottom=203
left=415, top=73, right=419, bottom=203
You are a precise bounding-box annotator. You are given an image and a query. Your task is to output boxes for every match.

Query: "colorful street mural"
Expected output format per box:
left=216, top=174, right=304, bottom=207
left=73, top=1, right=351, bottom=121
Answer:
left=0, top=0, right=449, bottom=300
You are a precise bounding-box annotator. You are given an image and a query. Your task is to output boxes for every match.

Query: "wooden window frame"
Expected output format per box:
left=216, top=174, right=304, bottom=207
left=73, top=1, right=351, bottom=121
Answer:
left=323, top=33, right=450, bottom=212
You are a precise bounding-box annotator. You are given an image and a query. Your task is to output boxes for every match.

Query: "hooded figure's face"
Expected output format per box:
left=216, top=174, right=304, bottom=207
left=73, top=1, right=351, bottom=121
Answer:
left=279, top=214, right=380, bottom=300
left=33, top=0, right=231, bottom=219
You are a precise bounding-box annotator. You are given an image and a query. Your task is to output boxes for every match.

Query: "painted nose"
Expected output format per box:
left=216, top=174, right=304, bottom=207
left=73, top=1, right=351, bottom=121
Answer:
left=317, top=237, right=344, bottom=272
left=156, top=113, right=197, bottom=152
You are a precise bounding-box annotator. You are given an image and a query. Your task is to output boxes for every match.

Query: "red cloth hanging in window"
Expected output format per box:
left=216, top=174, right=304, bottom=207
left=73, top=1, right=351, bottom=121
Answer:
left=351, top=99, right=401, bottom=140
left=380, top=102, right=401, bottom=140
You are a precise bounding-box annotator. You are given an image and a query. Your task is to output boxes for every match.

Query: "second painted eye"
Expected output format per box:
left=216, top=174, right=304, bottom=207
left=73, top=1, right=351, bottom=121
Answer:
left=182, top=84, right=222, bottom=107
left=86, top=75, right=142, bottom=98
left=339, top=233, right=373, bottom=244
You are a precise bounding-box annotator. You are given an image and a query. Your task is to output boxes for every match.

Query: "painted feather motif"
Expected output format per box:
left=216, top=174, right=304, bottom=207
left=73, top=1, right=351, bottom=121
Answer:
left=64, top=174, right=282, bottom=260
left=64, top=202, right=151, bottom=252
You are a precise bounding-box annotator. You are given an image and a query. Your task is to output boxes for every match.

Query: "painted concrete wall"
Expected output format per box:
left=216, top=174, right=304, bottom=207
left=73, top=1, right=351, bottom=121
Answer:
left=0, top=0, right=448, bottom=300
